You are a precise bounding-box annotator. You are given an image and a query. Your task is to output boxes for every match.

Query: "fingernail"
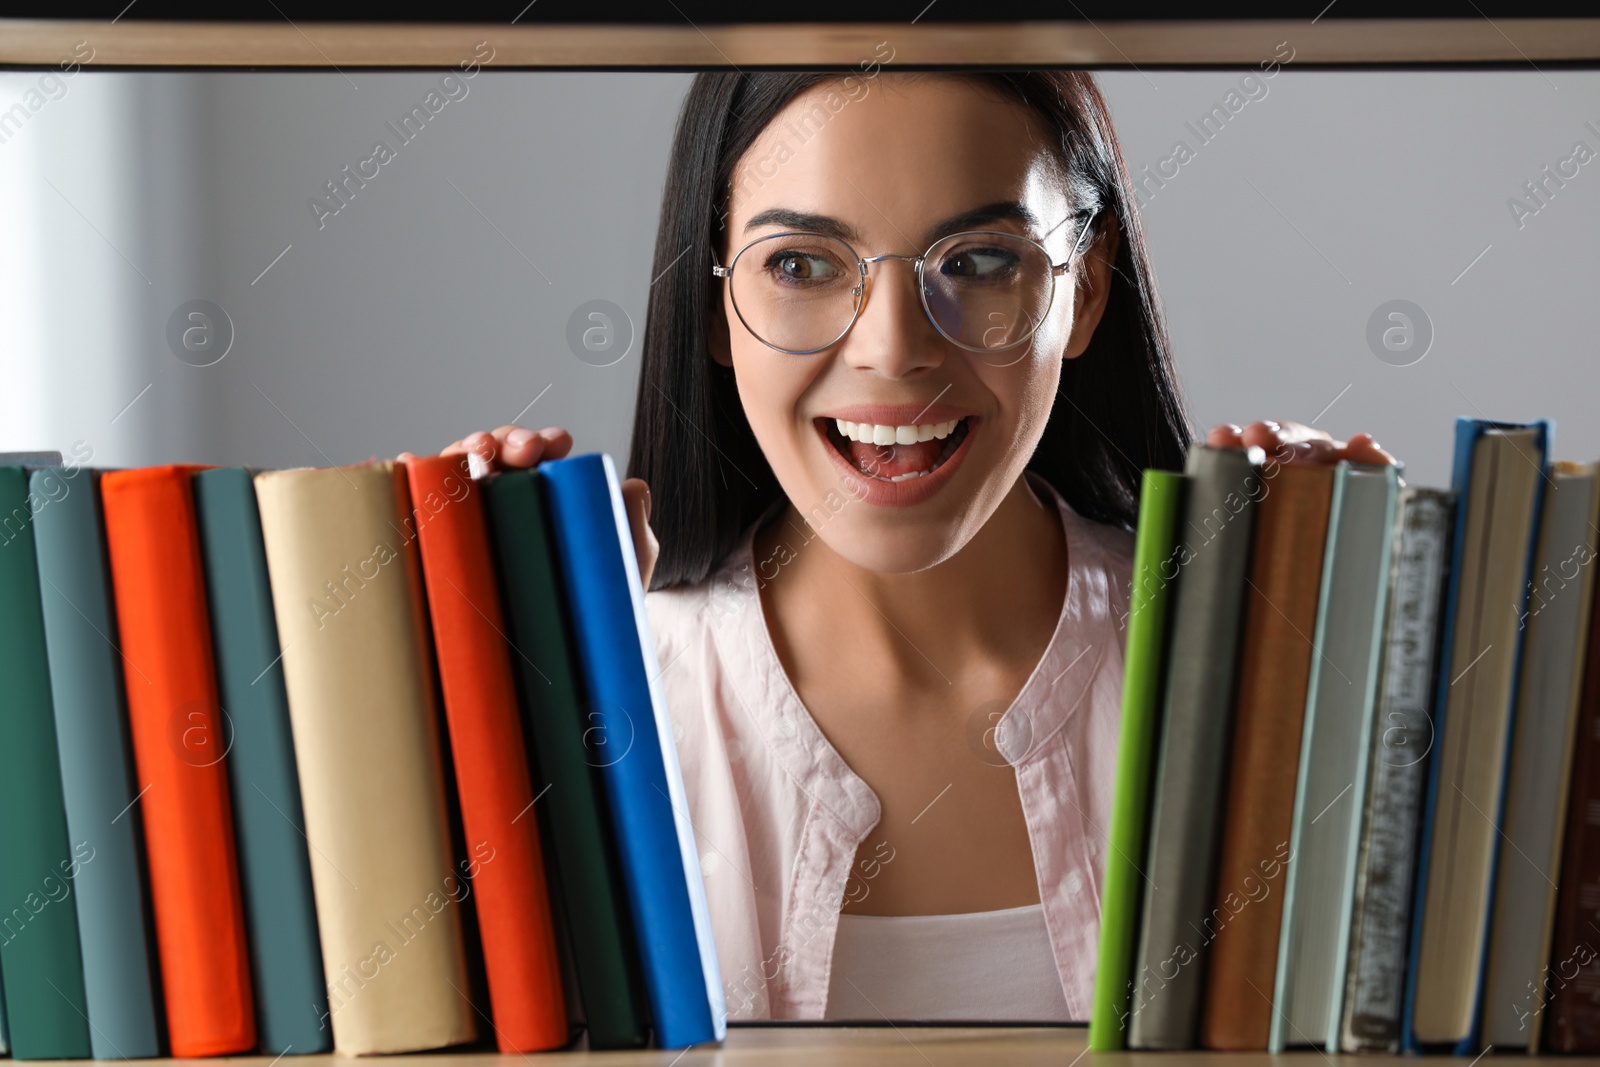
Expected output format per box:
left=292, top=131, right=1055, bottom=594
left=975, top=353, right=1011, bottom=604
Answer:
left=507, top=428, right=534, bottom=449
left=642, top=484, right=652, bottom=520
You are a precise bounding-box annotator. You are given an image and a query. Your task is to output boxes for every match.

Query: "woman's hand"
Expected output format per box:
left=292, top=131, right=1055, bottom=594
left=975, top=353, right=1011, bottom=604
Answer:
left=399, top=424, right=660, bottom=590
left=1205, top=420, right=1397, bottom=466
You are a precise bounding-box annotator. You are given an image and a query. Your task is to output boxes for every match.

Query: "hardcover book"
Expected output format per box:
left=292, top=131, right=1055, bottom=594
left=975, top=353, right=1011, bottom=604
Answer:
left=254, top=462, right=475, bottom=1055
left=100, top=464, right=258, bottom=1058
left=30, top=467, right=161, bottom=1059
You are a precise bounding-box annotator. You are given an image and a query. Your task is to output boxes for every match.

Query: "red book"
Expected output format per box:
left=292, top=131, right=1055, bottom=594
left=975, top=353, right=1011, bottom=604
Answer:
left=406, top=455, right=570, bottom=1052
left=100, top=465, right=257, bottom=1057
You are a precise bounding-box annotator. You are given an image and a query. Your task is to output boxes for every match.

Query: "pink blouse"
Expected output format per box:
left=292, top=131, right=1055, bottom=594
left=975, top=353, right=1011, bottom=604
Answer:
left=643, top=474, right=1134, bottom=1022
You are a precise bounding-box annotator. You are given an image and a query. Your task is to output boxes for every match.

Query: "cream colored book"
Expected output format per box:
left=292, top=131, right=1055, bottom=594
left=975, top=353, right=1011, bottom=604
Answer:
left=254, top=461, right=475, bottom=1056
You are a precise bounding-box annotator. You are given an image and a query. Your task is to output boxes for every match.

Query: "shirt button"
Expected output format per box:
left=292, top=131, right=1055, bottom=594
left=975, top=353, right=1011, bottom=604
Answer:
left=701, top=852, right=720, bottom=878
left=775, top=715, right=797, bottom=740
left=1065, top=869, right=1085, bottom=895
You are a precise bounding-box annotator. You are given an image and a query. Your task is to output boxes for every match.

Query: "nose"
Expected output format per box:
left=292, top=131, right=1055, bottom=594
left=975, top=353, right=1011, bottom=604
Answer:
left=839, top=255, right=947, bottom=380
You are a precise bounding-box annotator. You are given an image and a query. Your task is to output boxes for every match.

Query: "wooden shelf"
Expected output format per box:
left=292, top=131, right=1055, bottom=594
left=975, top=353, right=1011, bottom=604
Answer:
left=3, top=18, right=1600, bottom=69
left=16, top=1026, right=1584, bottom=1063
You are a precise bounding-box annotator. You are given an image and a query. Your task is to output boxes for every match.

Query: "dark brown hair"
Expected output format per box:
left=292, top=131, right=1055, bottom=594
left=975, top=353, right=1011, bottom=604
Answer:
left=628, top=71, right=1194, bottom=590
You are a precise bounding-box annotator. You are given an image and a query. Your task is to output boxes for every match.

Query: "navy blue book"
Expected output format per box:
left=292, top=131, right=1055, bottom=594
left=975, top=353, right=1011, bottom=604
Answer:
left=539, top=454, right=725, bottom=1049
left=30, top=468, right=162, bottom=1059
left=192, top=468, right=331, bottom=1054
left=1401, top=418, right=1550, bottom=1054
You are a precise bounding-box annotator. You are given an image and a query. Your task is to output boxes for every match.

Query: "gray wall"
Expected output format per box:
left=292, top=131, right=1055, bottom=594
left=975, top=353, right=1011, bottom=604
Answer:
left=2, top=65, right=1596, bottom=487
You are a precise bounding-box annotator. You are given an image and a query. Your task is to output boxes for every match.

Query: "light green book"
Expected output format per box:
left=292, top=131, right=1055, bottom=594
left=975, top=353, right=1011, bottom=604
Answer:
left=1088, top=468, right=1186, bottom=1050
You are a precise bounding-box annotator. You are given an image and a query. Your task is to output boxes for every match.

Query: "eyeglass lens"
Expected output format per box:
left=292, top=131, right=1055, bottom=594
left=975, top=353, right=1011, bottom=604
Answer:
left=726, top=232, right=1058, bottom=355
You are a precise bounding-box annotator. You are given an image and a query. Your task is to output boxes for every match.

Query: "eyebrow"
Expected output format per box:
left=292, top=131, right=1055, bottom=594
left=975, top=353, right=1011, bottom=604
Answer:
left=742, top=200, right=1048, bottom=247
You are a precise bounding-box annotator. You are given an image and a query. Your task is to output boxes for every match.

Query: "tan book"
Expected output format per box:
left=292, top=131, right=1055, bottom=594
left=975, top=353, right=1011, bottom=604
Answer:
left=1200, top=461, right=1335, bottom=1051
left=1481, top=461, right=1598, bottom=1049
left=1411, top=426, right=1547, bottom=1047
left=254, top=461, right=475, bottom=1055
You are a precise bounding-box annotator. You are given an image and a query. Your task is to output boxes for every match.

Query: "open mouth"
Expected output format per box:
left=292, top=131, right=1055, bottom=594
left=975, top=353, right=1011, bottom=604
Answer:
left=820, top=416, right=973, bottom=483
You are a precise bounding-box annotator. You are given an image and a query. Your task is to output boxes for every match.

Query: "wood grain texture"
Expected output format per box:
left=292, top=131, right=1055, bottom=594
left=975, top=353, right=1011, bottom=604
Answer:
left=3, top=18, right=1600, bottom=67
left=15, top=1024, right=1595, bottom=1064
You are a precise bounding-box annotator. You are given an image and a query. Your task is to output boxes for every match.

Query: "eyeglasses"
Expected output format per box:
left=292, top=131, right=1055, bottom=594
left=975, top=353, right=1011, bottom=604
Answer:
left=710, top=212, right=1097, bottom=362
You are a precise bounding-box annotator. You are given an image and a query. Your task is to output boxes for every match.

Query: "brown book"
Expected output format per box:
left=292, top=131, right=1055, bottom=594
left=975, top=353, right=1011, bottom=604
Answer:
left=1546, top=544, right=1600, bottom=1052
left=1199, top=460, right=1335, bottom=1051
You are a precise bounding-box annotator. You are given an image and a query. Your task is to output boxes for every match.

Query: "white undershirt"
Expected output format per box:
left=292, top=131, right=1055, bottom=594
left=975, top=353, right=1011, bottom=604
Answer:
left=822, top=903, right=1073, bottom=1022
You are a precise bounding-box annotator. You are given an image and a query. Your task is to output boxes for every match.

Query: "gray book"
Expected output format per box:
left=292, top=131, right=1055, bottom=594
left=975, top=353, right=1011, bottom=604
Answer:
left=193, top=467, right=332, bottom=1054
left=1271, top=464, right=1399, bottom=1052
left=30, top=468, right=162, bottom=1059
left=1340, top=487, right=1453, bottom=1052
left=1481, top=461, right=1600, bottom=1049
left=1128, top=445, right=1258, bottom=1049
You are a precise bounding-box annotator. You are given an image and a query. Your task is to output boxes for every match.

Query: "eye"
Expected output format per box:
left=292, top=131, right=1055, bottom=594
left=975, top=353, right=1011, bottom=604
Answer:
left=938, top=245, right=1021, bottom=281
left=762, top=247, right=846, bottom=285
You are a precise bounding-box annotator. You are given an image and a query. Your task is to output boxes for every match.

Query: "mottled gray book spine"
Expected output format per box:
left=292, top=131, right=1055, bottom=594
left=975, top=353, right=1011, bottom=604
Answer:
left=1128, top=446, right=1259, bottom=1049
left=193, top=468, right=331, bottom=1054
left=30, top=468, right=162, bottom=1059
left=1341, top=488, right=1452, bottom=1052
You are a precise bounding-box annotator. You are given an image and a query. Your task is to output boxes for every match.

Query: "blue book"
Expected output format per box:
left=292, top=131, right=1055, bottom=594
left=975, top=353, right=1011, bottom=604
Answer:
left=539, top=455, right=726, bottom=1049
left=1402, top=418, right=1550, bottom=1054
left=30, top=469, right=162, bottom=1059
left=192, top=468, right=331, bottom=1054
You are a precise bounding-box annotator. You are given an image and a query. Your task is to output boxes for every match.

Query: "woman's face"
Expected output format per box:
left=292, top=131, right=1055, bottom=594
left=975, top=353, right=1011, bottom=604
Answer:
left=713, top=73, right=1113, bottom=575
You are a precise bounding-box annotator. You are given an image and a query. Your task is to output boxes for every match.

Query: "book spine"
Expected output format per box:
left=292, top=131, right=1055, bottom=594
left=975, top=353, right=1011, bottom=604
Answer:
left=1341, top=488, right=1452, bottom=1052
left=405, top=456, right=569, bottom=1053
left=0, top=467, right=93, bottom=1060
left=1201, top=461, right=1336, bottom=1051
left=1088, top=468, right=1186, bottom=1050
left=541, top=455, right=725, bottom=1049
left=192, top=468, right=331, bottom=1055
left=30, top=468, right=162, bottom=1059
left=253, top=463, right=475, bottom=1056
left=100, top=465, right=258, bottom=1058
left=1127, top=446, right=1259, bottom=1049
left=1545, top=507, right=1600, bottom=1051
left=483, top=471, right=649, bottom=1051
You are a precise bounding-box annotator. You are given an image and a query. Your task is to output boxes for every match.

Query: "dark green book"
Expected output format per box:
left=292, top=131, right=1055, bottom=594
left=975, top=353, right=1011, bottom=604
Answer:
left=30, top=468, right=161, bottom=1059
left=192, top=468, right=330, bottom=1054
left=1088, top=468, right=1186, bottom=1049
left=484, top=470, right=648, bottom=1051
left=0, top=466, right=93, bottom=1060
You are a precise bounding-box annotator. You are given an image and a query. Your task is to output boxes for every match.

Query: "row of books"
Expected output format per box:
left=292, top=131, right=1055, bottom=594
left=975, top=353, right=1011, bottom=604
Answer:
left=1089, top=417, right=1600, bottom=1055
left=0, top=450, right=725, bottom=1060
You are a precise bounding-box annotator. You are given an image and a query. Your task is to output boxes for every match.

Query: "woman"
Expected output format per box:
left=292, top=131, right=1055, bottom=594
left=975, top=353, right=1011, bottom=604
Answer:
left=427, top=70, right=1393, bottom=1023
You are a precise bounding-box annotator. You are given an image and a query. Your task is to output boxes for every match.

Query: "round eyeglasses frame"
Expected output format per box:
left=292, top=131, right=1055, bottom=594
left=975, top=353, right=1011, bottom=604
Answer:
left=710, top=210, right=1099, bottom=357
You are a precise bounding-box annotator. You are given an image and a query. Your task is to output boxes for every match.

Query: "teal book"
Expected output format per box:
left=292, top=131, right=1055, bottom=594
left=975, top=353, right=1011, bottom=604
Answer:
left=30, top=468, right=162, bottom=1059
left=1088, top=468, right=1186, bottom=1050
left=0, top=466, right=93, bottom=1059
left=192, top=468, right=331, bottom=1054
left=1270, top=463, right=1399, bottom=1053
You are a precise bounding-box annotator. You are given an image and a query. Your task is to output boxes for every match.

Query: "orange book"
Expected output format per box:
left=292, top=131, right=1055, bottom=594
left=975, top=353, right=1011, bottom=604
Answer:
left=406, top=455, right=570, bottom=1052
left=100, top=465, right=257, bottom=1057
left=1200, top=461, right=1335, bottom=1050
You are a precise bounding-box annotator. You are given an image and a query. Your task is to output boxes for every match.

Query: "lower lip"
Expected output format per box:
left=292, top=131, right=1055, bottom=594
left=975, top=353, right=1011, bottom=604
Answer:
left=816, top=419, right=978, bottom=508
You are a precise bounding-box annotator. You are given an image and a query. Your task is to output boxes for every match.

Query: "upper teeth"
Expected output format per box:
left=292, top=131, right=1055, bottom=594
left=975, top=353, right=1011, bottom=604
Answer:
left=835, top=419, right=962, bottom=445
